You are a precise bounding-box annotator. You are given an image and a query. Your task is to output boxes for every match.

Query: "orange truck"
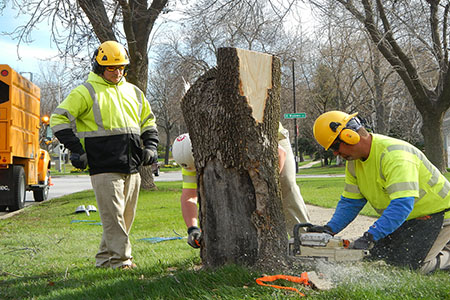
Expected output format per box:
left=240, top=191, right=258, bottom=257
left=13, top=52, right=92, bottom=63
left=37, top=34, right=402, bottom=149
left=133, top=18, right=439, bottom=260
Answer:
left=0, top=64, right=51, bottom=212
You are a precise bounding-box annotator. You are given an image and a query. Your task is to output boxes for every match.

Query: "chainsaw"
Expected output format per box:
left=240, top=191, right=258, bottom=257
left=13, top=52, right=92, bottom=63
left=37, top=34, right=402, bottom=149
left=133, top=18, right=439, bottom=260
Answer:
left=288, top=223, right=369, bottom=262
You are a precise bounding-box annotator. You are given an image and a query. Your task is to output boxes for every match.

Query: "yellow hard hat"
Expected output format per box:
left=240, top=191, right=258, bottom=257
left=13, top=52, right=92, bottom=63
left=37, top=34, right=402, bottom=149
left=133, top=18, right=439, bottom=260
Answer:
left=313, top=111, right=359, bottom=150
left=94, top=41, right=129, bottom=66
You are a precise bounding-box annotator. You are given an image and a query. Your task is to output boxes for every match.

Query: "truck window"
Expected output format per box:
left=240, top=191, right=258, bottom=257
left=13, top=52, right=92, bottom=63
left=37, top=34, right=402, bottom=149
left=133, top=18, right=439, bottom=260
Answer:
left=0, top=81, right=9, bottom=104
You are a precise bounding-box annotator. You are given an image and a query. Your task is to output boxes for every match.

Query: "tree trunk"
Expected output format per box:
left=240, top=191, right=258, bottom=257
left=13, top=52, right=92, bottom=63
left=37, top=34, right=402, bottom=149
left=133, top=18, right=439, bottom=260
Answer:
left=165, top=127, right=171, bottom=165
left=181, top=48, right=288, bottom=269
left=421, top=112, right=446, bottom=171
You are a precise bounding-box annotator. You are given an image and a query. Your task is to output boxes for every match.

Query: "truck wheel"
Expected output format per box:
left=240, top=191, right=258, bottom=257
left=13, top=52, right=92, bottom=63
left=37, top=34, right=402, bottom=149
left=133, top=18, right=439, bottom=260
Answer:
left=9, top=166, right=26, bottom=212
left=34, top=171, right=50, bottom=202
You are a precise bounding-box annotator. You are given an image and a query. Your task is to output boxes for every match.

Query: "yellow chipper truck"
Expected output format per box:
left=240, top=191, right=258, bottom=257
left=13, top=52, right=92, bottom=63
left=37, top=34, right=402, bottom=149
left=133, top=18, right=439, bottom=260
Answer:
left=0, top=64, right=51, bottom=212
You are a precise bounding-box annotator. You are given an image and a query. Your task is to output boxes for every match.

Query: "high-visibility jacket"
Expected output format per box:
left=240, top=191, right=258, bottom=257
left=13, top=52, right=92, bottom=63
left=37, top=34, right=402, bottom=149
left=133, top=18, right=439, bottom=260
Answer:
left=342, top=134, right=450, bottom=220
left=50, top=72, right=158, bottom=175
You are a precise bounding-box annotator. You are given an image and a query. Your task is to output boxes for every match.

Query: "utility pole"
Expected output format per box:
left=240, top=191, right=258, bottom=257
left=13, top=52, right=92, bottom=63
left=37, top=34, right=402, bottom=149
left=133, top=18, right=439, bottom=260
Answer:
left=292, top=59, right=298, bottom=173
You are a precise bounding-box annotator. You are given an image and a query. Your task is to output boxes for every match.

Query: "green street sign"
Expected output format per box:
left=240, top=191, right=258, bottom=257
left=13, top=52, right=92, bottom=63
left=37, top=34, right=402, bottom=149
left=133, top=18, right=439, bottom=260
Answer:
left=284, top=113, right=306, bottom=119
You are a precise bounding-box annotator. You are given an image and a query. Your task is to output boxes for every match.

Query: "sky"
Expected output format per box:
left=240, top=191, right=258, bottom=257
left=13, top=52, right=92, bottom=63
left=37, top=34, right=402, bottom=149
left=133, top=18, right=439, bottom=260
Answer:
left=0, top=3, right=59, bottom=77
left=0, top=1, right=315, bottom=80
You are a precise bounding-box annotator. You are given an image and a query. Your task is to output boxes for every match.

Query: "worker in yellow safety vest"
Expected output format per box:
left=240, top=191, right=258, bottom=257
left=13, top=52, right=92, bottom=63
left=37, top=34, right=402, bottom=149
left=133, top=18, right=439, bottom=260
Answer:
left=172, top=123, right=310, bottom=248
left=310, top=110, right=450, bottom=273
left=50, top=41, right=159, bottom=269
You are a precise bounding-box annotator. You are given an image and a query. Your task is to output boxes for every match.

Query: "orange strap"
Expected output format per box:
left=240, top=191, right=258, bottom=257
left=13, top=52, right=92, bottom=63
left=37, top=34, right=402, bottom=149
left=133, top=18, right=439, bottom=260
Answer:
left=255, top=272, right=310, bottom=296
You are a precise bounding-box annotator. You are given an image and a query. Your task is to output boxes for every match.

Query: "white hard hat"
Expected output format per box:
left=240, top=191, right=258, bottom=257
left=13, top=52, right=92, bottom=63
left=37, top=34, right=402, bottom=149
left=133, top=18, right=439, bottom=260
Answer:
left=172, top=133, right=195, bottom=170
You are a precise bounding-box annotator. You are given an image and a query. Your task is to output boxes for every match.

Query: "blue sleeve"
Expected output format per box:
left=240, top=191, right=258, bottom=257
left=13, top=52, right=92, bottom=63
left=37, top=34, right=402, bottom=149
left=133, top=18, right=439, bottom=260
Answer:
left=326, top=196, right=367, bottom=234
left=367, top=196, right=414, bottom=241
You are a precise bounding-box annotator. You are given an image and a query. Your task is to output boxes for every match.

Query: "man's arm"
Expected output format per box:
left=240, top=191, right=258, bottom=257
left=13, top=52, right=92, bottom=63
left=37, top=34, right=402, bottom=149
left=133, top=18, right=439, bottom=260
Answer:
left=181, top=188, right=198, bottom=228
left=278, top=145, right=287, bottom=173
left=326, top=196, right=367, bottom=234
left=367, top=196, right=414, bottom=241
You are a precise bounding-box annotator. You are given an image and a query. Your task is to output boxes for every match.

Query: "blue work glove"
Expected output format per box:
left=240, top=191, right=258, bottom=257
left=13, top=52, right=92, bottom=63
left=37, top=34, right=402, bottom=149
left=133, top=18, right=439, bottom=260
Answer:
left=307, top=225, right=334, bottom=236
left=142, top=148, right=158, bottom=166
left=187, top=226, right=202, bottom=248
left=70, top=152, right=88, bottom=169
left=351, top=232, right=374, bottom=250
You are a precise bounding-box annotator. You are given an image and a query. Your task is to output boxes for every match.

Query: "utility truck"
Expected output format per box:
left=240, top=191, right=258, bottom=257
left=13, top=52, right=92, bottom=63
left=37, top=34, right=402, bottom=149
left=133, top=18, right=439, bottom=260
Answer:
left=0, top=65, right=51, bottom=212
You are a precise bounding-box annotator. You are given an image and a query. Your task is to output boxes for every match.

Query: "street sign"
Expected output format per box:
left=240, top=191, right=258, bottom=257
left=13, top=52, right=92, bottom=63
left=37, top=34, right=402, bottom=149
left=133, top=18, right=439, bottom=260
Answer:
left=284, top=113, right=306, bottom=119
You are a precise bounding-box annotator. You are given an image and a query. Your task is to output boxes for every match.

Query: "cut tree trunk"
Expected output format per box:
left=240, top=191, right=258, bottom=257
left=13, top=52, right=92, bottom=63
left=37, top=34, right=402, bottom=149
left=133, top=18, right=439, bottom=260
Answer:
left=181, top=48, right=288, bottom=269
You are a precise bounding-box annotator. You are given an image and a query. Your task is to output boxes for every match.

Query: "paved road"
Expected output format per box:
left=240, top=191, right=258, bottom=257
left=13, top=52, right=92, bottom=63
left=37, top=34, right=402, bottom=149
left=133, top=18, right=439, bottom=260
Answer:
left=26, top=171, right=183, bottom=202
left=0, top=171, right=183, bottom=219
left=1, top=169, right=343, bottom=219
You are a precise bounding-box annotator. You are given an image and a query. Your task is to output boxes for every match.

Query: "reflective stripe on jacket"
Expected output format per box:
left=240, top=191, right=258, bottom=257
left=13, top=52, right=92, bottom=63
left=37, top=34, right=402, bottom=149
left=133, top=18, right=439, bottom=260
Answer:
left=50, top=72, right=157, bottom=175
left=342, top=134, right=450, bottom=220
left=182, top=168, right=197, bottom=189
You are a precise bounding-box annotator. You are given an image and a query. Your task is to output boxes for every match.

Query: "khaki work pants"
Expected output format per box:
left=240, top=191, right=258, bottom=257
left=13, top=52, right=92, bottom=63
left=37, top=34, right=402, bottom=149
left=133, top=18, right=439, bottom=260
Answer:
left=90, top=172, right=141, bottom=268
left=279, top=137, right=310, bottom=235
left=420, top=218, right=450, bottom=273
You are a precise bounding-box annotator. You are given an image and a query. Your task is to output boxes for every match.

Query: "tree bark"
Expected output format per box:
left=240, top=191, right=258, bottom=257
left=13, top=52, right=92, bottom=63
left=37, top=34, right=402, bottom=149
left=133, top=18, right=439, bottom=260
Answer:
left=421, top=111, right=446, bottom=170
left=181, top=48, right=288, bottom=269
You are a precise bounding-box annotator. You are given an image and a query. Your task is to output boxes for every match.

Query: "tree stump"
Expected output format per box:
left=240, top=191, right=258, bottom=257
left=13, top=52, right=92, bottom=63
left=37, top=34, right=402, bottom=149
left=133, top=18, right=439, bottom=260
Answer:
left=181, top=47, right=288, bottom=269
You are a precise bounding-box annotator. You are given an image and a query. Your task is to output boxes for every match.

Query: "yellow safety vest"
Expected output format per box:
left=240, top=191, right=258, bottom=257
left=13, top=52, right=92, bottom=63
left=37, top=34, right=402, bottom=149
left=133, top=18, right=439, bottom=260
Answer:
left=342, top=134, right=450, bottom=219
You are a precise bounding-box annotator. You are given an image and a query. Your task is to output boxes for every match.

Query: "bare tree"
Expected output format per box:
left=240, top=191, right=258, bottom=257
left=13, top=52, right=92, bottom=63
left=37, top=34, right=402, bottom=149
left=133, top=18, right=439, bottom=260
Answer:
left=4, top=0, right=172, bottom=186
left=4, top=0, right=170, bottom=91
left=159, top=0, right=310, bottom=153
left=35, top=62, right=74, bottom=152
left=322, top=0, right=450, bottom=172
left=147, top=57, right=186, bottom=164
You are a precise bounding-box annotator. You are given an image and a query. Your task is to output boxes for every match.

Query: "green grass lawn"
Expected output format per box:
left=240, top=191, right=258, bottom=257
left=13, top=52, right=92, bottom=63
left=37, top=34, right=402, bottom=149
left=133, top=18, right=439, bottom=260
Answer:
left=1, top=177, right=450, bottom=299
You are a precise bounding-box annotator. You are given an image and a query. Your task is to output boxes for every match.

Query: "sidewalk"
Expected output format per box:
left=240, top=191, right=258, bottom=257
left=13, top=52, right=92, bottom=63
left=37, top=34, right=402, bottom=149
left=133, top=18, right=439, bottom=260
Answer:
left=298, top=160, right=320, bottom=169
left=296, top=161, right=345, bottom=178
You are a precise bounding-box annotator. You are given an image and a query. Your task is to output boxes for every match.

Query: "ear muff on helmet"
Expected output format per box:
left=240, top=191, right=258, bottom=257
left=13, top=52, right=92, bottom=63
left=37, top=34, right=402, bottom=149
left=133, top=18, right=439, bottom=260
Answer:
left=91, top=49, right=103, bottom=74
left=329, top=118, right=361, bottom=145
left=339, top=128, right=360, bottom=144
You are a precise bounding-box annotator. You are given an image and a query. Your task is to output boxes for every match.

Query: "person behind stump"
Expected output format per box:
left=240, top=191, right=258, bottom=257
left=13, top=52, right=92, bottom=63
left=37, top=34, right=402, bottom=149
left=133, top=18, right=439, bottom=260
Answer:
left=50, top=41, right=159, bottom=269
left=310, top=110, right=450, bottom=273
left=172, top=123, right=310, bottom=248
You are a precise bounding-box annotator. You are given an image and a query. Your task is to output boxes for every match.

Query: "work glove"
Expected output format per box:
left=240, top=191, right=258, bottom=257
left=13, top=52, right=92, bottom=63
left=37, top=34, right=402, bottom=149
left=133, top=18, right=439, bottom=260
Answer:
left=70, top=152, right=88, bottom=170
left=142, top=148, right=158, bottom=166
left=351, top=232, right=374, bottom=250
left=307, top=224, right=334, bottom=236
left=187, top=226, right=202, bottom=248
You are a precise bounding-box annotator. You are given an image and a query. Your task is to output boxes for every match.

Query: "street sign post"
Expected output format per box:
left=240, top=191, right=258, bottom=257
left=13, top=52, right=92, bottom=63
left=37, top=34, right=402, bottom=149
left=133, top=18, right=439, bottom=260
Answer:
left=284, top=113, right=306, bottom=119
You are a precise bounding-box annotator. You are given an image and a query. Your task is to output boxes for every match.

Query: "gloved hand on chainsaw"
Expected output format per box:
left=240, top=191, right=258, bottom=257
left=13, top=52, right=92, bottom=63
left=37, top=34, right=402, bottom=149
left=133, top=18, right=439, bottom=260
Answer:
left=187, top=226, right=202, bottom=248
left=350, top=232, right=374, bottom=250
left=307, top=224, right=334, bottom=236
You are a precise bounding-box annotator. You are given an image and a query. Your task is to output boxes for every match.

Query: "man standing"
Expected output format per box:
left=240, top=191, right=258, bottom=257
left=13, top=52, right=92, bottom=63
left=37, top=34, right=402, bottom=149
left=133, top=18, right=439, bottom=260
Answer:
left=172, top=124, right=310, bottom=248
left=50, top=41, right=158, bottom=269
left=311, top=110, right=450, bottom=273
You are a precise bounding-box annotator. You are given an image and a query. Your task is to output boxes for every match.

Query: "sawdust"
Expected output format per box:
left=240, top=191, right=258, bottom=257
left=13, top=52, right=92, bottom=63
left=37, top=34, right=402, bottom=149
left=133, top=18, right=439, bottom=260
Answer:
left=306, top=204, right=376, bottom=240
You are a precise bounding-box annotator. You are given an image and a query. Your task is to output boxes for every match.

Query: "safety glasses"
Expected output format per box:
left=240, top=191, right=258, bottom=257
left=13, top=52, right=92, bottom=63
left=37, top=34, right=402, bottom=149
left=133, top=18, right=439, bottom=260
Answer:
left=329, top=139, right=342, bottom=152
left=105, top=65, right=125, bottom=72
